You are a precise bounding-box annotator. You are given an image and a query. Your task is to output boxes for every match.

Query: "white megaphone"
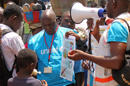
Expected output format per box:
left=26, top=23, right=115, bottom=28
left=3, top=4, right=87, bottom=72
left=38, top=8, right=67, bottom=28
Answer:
left=70, top=2, right=106, bottom=24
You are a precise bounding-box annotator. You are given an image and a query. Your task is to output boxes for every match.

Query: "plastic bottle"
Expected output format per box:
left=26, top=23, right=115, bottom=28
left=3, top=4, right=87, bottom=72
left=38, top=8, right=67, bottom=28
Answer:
left=31, top=69, right=41, bottom=76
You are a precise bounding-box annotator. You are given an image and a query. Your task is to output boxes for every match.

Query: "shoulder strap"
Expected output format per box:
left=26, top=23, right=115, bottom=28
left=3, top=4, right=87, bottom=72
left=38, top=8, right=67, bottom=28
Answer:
left=2, top=29, right=12, bottom=36
left=88, top=31, right=92, bottom=54
left=1, top=29, right=17, bottom=72
left=0, top=29, right=13, bottom=73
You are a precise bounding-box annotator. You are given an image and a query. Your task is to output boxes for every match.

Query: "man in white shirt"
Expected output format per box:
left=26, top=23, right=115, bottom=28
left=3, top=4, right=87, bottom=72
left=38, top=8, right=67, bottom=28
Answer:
left=0, top=4, right=25, bottom=86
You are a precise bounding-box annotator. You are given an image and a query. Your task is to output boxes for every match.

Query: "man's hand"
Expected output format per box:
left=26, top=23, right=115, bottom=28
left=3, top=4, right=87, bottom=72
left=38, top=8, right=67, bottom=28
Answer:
left=68, top=49, right=86, bottom=60
left=65, top=31, right=80, bottom=40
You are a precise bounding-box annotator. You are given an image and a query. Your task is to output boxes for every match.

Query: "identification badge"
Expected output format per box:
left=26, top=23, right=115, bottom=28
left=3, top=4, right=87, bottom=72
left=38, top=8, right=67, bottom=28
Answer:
left=44, top=67, right=52, bottom=73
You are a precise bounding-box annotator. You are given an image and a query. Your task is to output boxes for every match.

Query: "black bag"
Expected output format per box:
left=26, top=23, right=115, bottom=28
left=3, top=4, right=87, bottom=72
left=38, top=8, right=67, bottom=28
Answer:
left=76, top=38, right=87, bottom=52
left=112, top=19, right=130, bottom=86
left=0, top=29, right=15, bottom=86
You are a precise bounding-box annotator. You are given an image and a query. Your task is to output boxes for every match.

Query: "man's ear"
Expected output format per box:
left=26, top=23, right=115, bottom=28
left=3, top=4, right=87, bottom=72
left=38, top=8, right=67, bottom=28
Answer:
left=8, top=15, right=17, bottom=21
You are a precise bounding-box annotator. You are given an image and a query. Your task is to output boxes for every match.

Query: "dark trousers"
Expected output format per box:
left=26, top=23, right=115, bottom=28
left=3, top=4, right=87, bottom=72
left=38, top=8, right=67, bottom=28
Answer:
left=67, top=72, right=85, bottom=86
left=0, top=77, right=9, bottom=86
left=75, top=72, right=84, bottom=86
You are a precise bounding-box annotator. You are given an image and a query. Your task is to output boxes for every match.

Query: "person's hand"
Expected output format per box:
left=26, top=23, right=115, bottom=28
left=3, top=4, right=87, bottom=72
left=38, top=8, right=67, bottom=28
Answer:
left=65, top=31, right=80, bottom=40
left=41, top=80, right=48, bottom=86
left=68, top=50, right=86, bottom=60
left=94, top=19, right=100, bottom=30
left=94, top=18, right=105, bottom=29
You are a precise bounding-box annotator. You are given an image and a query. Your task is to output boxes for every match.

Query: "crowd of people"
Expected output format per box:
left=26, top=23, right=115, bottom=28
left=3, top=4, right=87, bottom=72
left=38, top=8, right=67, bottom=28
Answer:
left=0, top=0, right=130, bottom=86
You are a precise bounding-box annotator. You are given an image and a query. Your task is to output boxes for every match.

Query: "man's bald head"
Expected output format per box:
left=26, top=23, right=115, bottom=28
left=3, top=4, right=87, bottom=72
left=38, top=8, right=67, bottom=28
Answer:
left=41, top=9, right=57, bottom=35
left=41, top=9, right=56, bottom=23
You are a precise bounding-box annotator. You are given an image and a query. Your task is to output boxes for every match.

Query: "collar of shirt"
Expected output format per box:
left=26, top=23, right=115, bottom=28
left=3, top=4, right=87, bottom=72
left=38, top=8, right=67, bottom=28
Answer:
left=0, top=24, right=13, bottom=31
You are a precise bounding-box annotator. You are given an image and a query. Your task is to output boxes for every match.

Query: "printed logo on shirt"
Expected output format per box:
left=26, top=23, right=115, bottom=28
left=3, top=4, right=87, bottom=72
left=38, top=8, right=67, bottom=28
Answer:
left=41, top=47, right=63, bottom=55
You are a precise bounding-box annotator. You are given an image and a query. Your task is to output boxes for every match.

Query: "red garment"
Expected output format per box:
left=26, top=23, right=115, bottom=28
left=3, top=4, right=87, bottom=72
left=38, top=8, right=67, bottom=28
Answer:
left=105, top=18, right=114, bottom=25
left=25, top=42, right=28, bottom=48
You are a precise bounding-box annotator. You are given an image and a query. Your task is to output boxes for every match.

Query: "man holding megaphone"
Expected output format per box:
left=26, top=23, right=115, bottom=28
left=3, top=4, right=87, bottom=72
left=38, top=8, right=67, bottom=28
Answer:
left=68, top=0, right=130, bottom=86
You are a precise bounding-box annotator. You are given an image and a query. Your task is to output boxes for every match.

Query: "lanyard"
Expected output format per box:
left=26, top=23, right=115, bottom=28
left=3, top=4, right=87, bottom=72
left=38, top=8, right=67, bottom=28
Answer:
left=44, top=25, right=59, bottom=63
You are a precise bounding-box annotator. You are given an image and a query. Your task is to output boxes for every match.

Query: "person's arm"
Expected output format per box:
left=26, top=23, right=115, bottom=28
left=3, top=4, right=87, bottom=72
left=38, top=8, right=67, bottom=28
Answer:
left=91, top=18, right=106, bottom=42
left=68, top=42, right=126, bottom=69
left=68, top=21, right=128, bottom=69
left=91, top=20, right=101, bottom=42
left=86, top=42, right=126, bottom=69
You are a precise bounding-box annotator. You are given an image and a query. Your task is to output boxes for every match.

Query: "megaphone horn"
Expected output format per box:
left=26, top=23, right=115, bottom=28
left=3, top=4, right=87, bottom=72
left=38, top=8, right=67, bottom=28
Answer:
left=70, top=2, right=106, bottom=24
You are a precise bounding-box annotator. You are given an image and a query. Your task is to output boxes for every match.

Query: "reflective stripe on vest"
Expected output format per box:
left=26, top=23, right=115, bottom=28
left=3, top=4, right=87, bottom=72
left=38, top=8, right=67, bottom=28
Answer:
left=95, top=76, right=113, bottom=83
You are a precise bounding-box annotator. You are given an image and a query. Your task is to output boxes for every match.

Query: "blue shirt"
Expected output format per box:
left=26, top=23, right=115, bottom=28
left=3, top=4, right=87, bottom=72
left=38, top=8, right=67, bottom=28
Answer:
left=28, top=26, right=75, bottom=86
left=107, top=22, right=128, bottom=43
